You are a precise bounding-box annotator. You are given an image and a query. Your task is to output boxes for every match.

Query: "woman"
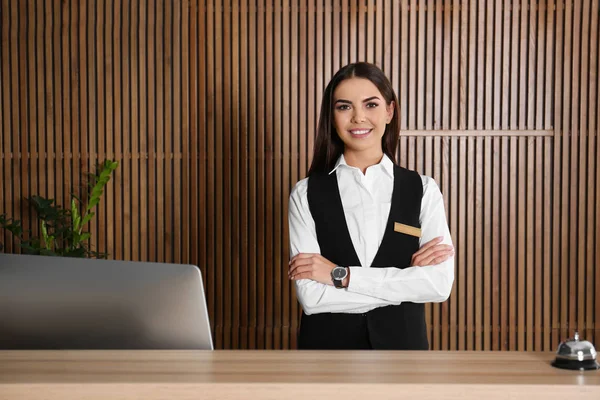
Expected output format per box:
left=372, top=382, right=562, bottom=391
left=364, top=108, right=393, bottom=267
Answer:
left=288, top=62, right=455, bottom=350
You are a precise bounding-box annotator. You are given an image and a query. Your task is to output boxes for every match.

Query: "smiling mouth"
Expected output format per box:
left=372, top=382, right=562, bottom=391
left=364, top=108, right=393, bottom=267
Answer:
left=349, top=129, right=372, bottom=138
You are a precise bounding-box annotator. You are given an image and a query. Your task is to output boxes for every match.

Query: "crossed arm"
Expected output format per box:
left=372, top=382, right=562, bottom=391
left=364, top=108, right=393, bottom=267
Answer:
left=288, top=177, right=455, bottom=315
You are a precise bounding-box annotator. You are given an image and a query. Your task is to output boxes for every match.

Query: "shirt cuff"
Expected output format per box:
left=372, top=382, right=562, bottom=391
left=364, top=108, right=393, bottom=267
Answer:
left=347, top=266, right=374, bottom=294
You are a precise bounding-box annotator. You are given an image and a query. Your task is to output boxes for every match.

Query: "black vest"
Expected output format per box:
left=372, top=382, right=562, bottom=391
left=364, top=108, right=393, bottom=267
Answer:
left=299, top=164, right=428, bottom=350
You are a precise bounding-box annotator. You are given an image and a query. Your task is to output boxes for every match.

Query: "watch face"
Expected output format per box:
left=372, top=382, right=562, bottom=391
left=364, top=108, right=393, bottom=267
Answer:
left=332, top=267, right=347, bottom=280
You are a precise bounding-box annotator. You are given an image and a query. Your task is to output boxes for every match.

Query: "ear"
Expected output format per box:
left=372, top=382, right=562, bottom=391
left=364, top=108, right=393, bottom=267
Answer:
left=386, top=101, right=395, bottom=124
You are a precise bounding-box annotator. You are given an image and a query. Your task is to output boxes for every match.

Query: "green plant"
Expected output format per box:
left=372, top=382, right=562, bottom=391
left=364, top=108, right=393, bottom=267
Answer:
left=0, top=160, right=119, bottom=258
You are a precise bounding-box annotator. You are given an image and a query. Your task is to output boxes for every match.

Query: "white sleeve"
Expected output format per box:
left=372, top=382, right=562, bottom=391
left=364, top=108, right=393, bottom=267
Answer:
left=288, top=179, right=402, bottom=315
left=346, top=176, right=455, bottom=303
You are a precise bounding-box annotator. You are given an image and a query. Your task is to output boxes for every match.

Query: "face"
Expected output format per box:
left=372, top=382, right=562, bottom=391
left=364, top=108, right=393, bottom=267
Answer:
left=332, top=77, right=394, bottom=157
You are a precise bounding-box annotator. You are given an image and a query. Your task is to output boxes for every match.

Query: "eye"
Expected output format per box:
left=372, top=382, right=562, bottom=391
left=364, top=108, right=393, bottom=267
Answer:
left=335, top=104, right=351, bottom=111
left=366, top=102, right=379, bottom=108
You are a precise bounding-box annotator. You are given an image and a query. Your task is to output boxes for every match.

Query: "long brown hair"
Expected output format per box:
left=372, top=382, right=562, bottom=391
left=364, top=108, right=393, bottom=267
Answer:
left=307, top=62, right=400, bottom=176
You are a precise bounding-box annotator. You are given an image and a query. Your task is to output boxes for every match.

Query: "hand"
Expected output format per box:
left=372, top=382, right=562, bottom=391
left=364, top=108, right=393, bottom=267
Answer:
left=410, top=236, right=454, bottom=267
left=288, top=253, right=337, bottom=285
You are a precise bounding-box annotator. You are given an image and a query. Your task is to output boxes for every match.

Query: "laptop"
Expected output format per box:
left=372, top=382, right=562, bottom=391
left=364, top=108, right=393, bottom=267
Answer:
left=0, top=253, right=214, bottom=350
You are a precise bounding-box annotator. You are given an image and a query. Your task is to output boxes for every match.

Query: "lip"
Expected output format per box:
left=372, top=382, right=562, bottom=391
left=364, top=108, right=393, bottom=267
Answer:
left=348, top=128, right=373, bottom=138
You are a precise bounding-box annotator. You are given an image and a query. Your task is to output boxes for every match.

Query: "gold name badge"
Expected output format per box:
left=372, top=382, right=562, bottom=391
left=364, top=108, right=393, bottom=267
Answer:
left=394, top=222, right=422, bottom=238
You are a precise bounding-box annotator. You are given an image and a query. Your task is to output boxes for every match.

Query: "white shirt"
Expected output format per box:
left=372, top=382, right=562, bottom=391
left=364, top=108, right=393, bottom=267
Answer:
left=288, top=154, right=455, bottom=315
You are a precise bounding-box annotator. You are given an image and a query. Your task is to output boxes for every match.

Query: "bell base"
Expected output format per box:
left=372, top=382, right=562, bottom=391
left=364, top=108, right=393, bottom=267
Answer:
left=551, top=358, right=600, bottom=371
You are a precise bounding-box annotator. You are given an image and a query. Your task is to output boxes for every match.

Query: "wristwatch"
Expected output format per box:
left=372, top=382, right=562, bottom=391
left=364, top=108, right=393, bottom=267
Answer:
left=331, top=266, right=348, bottom=289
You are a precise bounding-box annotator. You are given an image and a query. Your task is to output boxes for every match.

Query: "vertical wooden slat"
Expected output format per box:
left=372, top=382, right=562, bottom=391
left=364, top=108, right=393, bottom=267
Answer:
left=50, top=0, right=61, bottom=217
left=95, top=0, right=106, bottom=256
left=408, top=0, right=416, bottom=130
left=112, top=0, right=122, bottom=261
left=333, top=0, right=341, bottom=73
left=534, top=0, right=545, bottom=352
left=492, top=0, right=503, bottom=351
left=367, top=0, right=374, bottom=63
left=87, top=1, right=98, bottom=252
left=562, top=0, right=573, bottom=343
left=587, top=0, right=598, bottom=346
left=525, top=0, right=536, bottom=353
left=417, top=0, right=425, bottom=131
left=156, top=0, right=165, bottom=265
left=82, top=0, right=91, bottom=246
left=464, top=0, right=475, bottom=352
left=214, top=0, right=223, bottom=348
left=350, top=0, right=357, bottom=62
left=500, top=0, right=511, bottom=346
left=122, top=0, right=131, bottom=261
left=292, top=0, right=305, bottom=349
left=441, top=0, right=452, bottom=351
left=3, top=0, right=14, bottom=254
left=383, top=0, right=391, bottom=75
left=324, top=1, right=332, bottom=81
left=399, top=1, right=407, bottom=130
left=434, top=1, right=442, bottom=131
left=473, top=0, right=483, bottom=352
left=230, top=0, right=240, bottom=350
left=180, top=1, right=190, bottom=265
left=197, top=0, right=209, bottom=344
left=543, top=0, right=554, bottom=352
left=248, top=0, right=257, bottom=349
left=569, top=0, right=581, bottom=344
left=431, top=0, right=442, bottom=350
left=104, top=0, right=114, bottom=258
left=145, top=0, right=155, bottom=264
left=307, top=0, right=315, bottom=166
left=238, top=0, right=248, bottom=349
left=25, top=0, right=37, bottom=243
left=220, top=0, right=230, bottom=348
left=483, top=0, right=494, bottom=351
left=286, top=0, right=296, bottom=349
left=577, top=0, right=589, bottom=342
left=358, top=0, right=365, bottom=60
left=172, top=0, right=182, bottom=266
left=225, top=0, right=236, bottom=349
left=132, top=0, right=142, bottom=263
left=341, top=0, right=349, bottom=66
left=16, top=1, right=28, bottom=243
left=553, top=0, right=565, bottom=348
left=204, top=0, right=215, bottom=336
left=272, top=0, right=282, bottom=350
left=256, top=0, right=265, bottom=350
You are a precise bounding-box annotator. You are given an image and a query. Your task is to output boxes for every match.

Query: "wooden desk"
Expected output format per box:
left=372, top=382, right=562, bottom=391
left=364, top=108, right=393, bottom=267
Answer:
left=1, top=350, right=598, bottom=399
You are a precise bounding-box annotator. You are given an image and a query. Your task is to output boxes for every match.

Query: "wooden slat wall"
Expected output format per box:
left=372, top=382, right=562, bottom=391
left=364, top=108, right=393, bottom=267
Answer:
left=0, top=1, right=598, bottom=350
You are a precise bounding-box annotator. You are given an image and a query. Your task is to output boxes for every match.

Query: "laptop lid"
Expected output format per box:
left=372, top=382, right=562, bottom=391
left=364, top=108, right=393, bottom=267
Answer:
left=0, top=253, right=214, bottom=350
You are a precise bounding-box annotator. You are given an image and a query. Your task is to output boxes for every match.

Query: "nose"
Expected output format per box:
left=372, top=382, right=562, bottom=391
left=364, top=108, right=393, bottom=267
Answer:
left=351, top=109, right=366, bottom=123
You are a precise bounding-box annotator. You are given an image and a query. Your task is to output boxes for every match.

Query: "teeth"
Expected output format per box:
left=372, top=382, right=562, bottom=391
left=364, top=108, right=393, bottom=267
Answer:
left=351, top=129, right=371, bottom=135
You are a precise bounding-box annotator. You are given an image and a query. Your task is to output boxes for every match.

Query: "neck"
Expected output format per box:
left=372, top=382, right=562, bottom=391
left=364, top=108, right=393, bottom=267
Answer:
left=343, top=150, right=384, bottom=174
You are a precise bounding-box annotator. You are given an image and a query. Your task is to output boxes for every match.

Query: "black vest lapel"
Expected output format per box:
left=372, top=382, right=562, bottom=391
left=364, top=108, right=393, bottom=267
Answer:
left=307, top=170, right=361, bottom=267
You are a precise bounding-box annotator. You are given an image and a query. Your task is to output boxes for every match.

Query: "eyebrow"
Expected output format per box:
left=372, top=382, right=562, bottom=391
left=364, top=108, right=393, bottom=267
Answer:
left=334, top=96, right=381, bottom=104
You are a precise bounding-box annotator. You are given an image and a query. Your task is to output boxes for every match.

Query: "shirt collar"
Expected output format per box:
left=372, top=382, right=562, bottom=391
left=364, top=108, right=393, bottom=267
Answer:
left=329, top=154, right=395, bottom=178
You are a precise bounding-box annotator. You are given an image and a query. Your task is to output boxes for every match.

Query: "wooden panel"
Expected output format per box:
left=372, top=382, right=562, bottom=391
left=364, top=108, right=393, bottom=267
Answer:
left=0, top=0, right=598, bottom=350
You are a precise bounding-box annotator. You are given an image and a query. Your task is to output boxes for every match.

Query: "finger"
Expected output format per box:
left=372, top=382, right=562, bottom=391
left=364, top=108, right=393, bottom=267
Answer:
left=290, top=271, right=314, bottom=281
left=289, top=264, right=315, bottom=276
left=414, top=244, right=453, bottom=261
left=413, top=236, right=444, bottom=257
left=415, top=250, right=454, bottom=266
left=288, top=258, right=315, bottom=275
left=413, top=248, right=453, bottom=265
left=289, top=253, right=320, bottom=264
left=416, top=244, right=453, bottom=260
